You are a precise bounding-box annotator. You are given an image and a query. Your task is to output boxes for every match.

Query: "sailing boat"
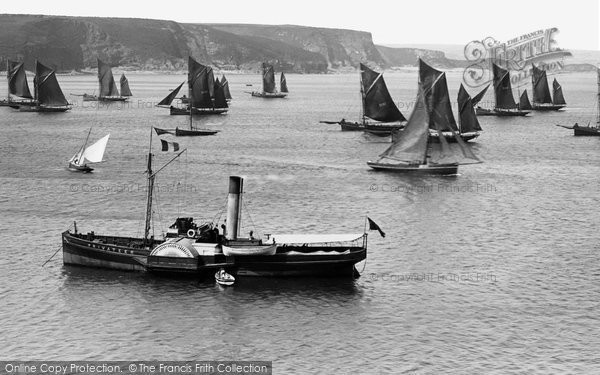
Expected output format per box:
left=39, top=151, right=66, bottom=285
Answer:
left=552, top=78, right=566, bottom=107
left=1, top=60, right=35, bottom=108
left=368, top=59, right=482, bottom=174
left=519, top=90, right=533, bottom=110
left=120, top=74, right=133, bottom=97
left=68, top=129, right=110, bottom=172
left=96, top=59, right=127, bottom=102
left=392, top=62, right=480, bottom=143
left=531, top=64, right=566, bottom=110
left=221, top=74, right=232, bottom=102
left=170, top=57, right=228, bottom=115
left=557, top=67, right=599, bottom=136
left=155, top=57, right=220, bottom=136
left=321, top=63, right=406, bottom=135
left=156, top=81, right=185, bottom=109
left=475, top=63, right=529, bottom=116
left=18, top=61, right=70, bottom=112
left=280, top=72, right=288, bottom=94
left=471, top=84, right=490, bottom=108
left=457, top=84, right=483, bottom=140
left=250, top=63, right=287, bottom=98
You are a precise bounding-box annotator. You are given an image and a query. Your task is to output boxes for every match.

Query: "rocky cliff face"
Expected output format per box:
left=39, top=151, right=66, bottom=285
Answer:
left=207, top=24, right=385, bottom=70
left=0, top=14, right=448, bottom=73
left=375, top=45, right=466, bottom=68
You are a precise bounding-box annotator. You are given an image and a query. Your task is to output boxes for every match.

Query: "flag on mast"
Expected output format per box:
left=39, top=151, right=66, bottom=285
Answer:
left=160, top=139, right=180, bottom=152
left=367, top=217, right=385, bottom=237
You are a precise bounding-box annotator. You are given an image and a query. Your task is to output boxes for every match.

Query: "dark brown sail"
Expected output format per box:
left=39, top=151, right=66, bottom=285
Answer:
left=280, top=72, right=288, bottom=93
left=531, top=64, right=552, bottom=104
left=492, top=63, right=517, bottom=109
left=35, top=61, right=68, bottom=106
left=189, top=56, right=214, bottom=109
left=262, top=63, right=276, bottom=93
left=519, top=90, right=532, bottom=110
left=458, top=84, right=482, bottom=133
left=8, top=61, right=32, bottom=98
left=360, top=63, right=405, bottom=122
left=213, top=78, right=228, bottom=109
left=471, top=84, right=489, bottom=107
left=221, top=75, right=232, bottom=100
left=552, top=78, right=566, bottom=105
left=419, top=59, right=458, bottom=131
left=419, top=59, right=443, bottom=95
left=157, top=82, right=184, bottom=107
left=378, top=85, right=429, bottom=164
left=97, top=59, right=120, bottom=97
left=120, top=74, right=132, bottom=96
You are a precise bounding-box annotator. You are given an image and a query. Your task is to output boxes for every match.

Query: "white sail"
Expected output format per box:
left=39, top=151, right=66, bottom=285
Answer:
left=82, top=134, right=110, bottom=163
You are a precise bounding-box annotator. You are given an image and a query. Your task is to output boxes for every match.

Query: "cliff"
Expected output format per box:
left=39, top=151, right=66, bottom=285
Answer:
left=0, top=14, right=454, bottom=73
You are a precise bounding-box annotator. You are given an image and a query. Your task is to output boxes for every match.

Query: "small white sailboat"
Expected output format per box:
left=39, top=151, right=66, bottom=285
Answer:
left=215, top=268, right=235, bottom=286
left=68, top=129, right=110, bottom=173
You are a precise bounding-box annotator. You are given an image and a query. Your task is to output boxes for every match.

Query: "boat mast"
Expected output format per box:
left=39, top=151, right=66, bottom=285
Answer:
left=6, top=60, right=9, bottom=103
left=97, top=60, right=101, bottom=98
left=189, top=60, right=193, bottom=131
left=34, top=60, right=38, bottom=105
left=597, top=66, right=600, bottom=125
left=143, top=128, right=154, bottom=247
left=360, top=67, right=365, bottom=125
left=76, top=127, right=92, bottom=163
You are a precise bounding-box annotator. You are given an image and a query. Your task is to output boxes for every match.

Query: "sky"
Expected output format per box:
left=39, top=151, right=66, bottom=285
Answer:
left=2, top=0, right=599, bottom=50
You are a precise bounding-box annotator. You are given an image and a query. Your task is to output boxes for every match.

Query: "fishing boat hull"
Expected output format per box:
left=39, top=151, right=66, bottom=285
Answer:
left=475, top=107, right=529, bottom=116
left=250, top=91, right=287, bottom=98
left=475, top=107, right=496, bottom=116
left=428, top=131, right=480, bottom=143
left=340, top=121, right=364, bottom=131
left=367, top=161, right=459, bottom=175
left=532, top=103, right=566, bottom=111
left=362, top=124, right=405, bottom=137
left=339, top=121, right=405, bottom=133
left=68, top=162, right=94, bottom=173
left=0, top=99, right=35, bottom=107
left=82, top=94, right=98, bottom=102
left=493, top=108, right=530, bottom=116
left=573, top=125, right=600, bottom=136
left=18, top=105, right=70, bottom=112
left=175, top=127, right=219, bottom=136
left=169, top=106, right=228, bottom=115
left=98, top=96, right=128, bottom=102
